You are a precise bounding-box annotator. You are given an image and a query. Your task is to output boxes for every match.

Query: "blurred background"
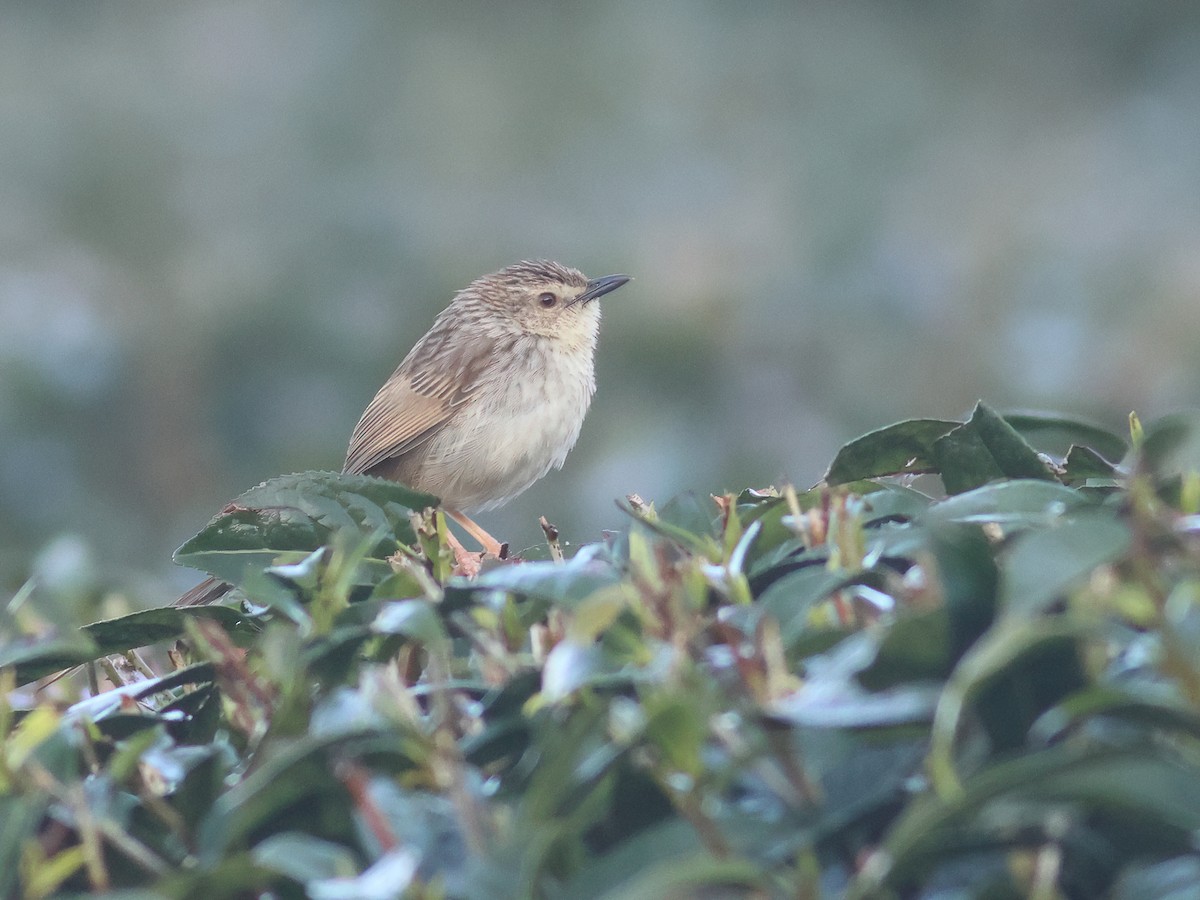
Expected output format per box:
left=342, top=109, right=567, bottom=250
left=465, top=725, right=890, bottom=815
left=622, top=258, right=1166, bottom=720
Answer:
left=2, top=2, right=1199, bottom=602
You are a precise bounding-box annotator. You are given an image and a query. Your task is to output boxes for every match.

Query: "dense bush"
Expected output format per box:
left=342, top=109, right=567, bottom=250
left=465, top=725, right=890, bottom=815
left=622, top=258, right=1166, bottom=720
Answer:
left=4, top=402, right=1200, bottom=898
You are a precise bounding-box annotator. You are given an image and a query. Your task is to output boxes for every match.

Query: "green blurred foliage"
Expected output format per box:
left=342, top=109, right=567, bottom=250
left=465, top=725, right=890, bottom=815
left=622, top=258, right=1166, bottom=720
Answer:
left=5, top=408, right=1200, bottom=896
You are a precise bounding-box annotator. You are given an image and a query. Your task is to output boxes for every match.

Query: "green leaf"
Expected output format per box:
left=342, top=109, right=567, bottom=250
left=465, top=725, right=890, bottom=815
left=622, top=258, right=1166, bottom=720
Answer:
left=540, top=641, right=605, bottom=702
left=85, top=606, right=256, bottom=652
left=770, top=680, right=939, bottom=728
left=252, top=832, right=360, bottom=883
left=757, top=566, right=862, bottom=649
left=1000, top=510, right=1132, bottom=614
left=929, top=523, right=1000, bottom=655
left=174, top=470, right=437, bottom=586
left=1113, top=857, right=1200, bottom=899
left=932, top=403, right=1056, bottom=494
left=448, top=544, right=622, bottom=607
left=371, top=599, right=448, bottom=651
left=1, top=634, right=98, bottom=682
left=592, top=855, right=764, bottom=900
left=1030, top=686, right=1200, bottom=747
left=1141, top=411, right=1200, bottom=478
left=825, top=419, right=961, bottom=484
left=642, top=691, right=708, bottom=777
left=62, top=663, right=216, bottom=724
left=558, top=819, right=706, bottom=900
left=616, top=497, right=718, bottom=555
left=657, top=492, right=718, bottom=539
left=308, top=847, right=419, bottom=898
left=195, top=729, right=390, bottom=862
left=923, top=479, right=1088, bottom=528
left=856, top=610, right=955, bottom=689
left=860, top=746, right=1200, bottom=896
left=227, top=471, right=437, bottom=535
left=857, top=483, right=934, bottom=523
left=13, top=607, right=250, bottom=685
left=929, top=617, right=1092, bottom=789
left=853, top=528, right=994, bottom=690
left=1005, top=411, right=1129, bottom=462
left=0, top=796, right=49, bottom=900
left=1063, top=444, right=1121, bottom=483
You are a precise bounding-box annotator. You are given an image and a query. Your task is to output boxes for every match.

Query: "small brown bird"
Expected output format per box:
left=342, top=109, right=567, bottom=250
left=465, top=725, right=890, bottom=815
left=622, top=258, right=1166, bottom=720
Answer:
left=177, top=260, right=629, bottom=604
left=343, top=259, right=630, bottom=570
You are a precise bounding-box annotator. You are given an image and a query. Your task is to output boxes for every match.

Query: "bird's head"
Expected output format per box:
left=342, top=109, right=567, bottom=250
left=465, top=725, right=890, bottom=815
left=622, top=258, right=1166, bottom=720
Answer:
left=461, top=260, right=630, bottom=344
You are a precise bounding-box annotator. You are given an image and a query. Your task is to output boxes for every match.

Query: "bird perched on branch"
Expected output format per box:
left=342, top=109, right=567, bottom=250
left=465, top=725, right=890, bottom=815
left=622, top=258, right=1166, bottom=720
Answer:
left=176, top=260, right=630, bottom=605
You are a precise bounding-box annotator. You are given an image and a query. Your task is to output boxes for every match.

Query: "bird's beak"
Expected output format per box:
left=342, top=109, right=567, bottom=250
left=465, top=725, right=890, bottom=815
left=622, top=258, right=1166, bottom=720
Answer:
left=569, top=274, right=632, bottom=306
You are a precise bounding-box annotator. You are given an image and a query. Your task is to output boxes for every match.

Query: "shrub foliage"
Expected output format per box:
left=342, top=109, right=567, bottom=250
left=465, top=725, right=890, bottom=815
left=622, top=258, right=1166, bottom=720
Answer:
left=5, top=402, right=1200, bottom=898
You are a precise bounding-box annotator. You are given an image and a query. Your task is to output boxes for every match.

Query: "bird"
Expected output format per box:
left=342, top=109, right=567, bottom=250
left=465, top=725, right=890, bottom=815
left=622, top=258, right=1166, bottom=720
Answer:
left=175, top=260, right=630, bottom=605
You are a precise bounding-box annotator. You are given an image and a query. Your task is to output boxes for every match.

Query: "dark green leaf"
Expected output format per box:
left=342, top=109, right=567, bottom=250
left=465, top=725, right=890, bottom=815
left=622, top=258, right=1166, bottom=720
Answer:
left=448, top=544, right=622, bottom=607
left=251, top=832, right=360, bottom=883
left=2, top=634, right=98, bottom=683
left=590, top=856, right=764, bottom=900
left=196, top=729, right=389, bottom=862
left=657, top=492, right=718, bottom=538
left=540, top=641, right=605, bottom=701
left=1113, top=856, right=1200, bottom=900
left=1031, top=686, right=1200, bottom=746
left=174, top=470, right=437, bottom=586
left=13, top=607, right=250, bottom=685
left=1063, top=444, right=1121, bottom=483
left=825, top=419, right=961, bottom=484
left=858, top=483, right=934, bottom=523
left=923, top=479, right=1088, bottom=527
left=757, top=566, right=862, bottom=649
left=371, top=599, right=448, bottom=650
left=1005, top=411, right=1129, bottom=462
left=770, top=681, right=939, bottom=728
left=1141, top=411, right=1200, bottom=478
left=0, top=796, right=49, bottom=900
left=1001, top=511, right=1132, bottom=614
left=62, top=663, right=216, bottom=724
left=865, top=747, right=1200, bottom=896
left=932, top=403, right=1056, bottom=494
left=857, top=610, right=955, bottom=689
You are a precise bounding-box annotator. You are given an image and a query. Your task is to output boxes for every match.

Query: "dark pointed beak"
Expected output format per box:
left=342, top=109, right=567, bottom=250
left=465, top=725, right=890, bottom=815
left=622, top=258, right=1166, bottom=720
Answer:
left=570, top=274, right=631, bottom=306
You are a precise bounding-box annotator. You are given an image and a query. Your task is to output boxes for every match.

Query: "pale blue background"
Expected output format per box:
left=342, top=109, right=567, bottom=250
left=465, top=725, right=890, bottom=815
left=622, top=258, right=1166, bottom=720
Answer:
left=3, top=2, right=1198, bottom=597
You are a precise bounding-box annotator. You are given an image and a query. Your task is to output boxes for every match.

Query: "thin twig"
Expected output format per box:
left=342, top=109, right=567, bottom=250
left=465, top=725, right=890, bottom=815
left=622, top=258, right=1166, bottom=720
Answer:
left=539, top=516, right=563, bottom=562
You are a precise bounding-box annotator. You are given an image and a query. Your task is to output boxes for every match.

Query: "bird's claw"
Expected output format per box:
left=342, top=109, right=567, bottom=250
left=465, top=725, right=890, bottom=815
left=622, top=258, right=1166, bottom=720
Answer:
left=452, top=545, right=485, bottom=578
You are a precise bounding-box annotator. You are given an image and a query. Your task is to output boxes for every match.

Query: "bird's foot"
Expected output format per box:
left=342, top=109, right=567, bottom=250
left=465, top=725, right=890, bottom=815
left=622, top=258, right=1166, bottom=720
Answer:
left=451, top=544, right=485, bottom=578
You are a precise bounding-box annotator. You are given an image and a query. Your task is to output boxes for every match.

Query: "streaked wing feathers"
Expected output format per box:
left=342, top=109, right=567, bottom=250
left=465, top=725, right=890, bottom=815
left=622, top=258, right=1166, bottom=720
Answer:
left=343, top=366, right=471, bottom=475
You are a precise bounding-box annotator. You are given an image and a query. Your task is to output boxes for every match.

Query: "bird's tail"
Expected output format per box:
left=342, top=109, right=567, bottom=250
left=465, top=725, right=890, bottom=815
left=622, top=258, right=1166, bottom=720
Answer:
left=174, top=575, right=232, bottom=607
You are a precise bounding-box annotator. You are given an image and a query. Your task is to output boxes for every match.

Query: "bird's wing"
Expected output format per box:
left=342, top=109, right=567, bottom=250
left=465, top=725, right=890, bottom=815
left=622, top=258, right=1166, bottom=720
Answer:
left=342, top=325, right=483, bottom=476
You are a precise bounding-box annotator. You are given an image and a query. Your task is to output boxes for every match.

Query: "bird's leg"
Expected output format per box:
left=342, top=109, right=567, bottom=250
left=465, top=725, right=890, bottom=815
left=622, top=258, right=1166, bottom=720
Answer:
left=446, top=509, right=509, bottom=560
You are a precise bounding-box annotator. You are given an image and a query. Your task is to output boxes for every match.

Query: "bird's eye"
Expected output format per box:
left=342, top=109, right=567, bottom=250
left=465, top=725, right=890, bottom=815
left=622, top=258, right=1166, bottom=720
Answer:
left=537, top=292, right=558, bottom=308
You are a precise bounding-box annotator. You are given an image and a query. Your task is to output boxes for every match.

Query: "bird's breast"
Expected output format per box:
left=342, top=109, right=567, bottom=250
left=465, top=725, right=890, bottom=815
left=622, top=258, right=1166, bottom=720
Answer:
left=418, top=339, right=597, bottom=511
